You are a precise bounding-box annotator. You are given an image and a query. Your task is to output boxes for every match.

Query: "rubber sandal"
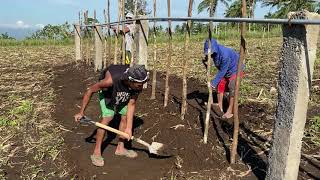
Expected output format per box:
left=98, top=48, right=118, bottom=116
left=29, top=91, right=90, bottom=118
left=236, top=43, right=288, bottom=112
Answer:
left=115, top=150, right=138, bottom=158
left=90, top=154, right=104, bottom=167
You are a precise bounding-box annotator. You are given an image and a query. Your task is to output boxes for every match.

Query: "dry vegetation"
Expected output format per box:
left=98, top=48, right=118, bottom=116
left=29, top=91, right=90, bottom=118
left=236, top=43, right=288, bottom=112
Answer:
left=0, top=34, right=319, bottom=179
left=0, top=46, right=74, bottom=179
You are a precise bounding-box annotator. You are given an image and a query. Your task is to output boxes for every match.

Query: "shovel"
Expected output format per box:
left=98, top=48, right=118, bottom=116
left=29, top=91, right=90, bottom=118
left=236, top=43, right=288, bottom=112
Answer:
left=79, top=116, right=166, bottom=156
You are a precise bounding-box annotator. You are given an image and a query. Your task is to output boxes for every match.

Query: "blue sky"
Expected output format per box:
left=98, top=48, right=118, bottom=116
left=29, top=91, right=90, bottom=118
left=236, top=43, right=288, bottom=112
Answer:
left=0, top=0, right=273, bottom=38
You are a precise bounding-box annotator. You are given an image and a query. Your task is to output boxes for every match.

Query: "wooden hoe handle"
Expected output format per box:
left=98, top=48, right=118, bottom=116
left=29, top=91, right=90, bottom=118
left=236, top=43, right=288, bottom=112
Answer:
left=94, top=122, right=130, bottom=139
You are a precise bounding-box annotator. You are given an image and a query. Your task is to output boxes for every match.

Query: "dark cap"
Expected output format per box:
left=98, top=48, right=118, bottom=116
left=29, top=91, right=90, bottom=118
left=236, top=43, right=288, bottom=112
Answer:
left=125, top=64, right=149, bottom=83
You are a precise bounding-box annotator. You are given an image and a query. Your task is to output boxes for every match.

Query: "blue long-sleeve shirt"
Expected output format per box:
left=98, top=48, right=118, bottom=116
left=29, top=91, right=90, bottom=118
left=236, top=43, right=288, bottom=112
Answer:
left=204, top=38, right=244, bottom=87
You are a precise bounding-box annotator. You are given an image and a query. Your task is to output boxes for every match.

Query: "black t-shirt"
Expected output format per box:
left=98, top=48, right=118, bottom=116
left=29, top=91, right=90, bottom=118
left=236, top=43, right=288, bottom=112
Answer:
left=99, top=65, right=140, bottom=111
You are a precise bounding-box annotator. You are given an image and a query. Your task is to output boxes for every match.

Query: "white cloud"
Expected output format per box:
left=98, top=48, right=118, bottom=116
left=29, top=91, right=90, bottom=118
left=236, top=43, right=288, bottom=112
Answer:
left=35, top=24, right=45, bottom=29
left=16, top=20, right=30, bottom=28
left=0, top=21, right=45, bottom=29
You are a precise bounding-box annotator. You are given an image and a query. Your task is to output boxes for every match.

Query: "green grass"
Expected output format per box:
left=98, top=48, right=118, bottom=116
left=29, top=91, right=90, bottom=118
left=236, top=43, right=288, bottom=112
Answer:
left=0, top=38, right=74, bottom=46
left=305, top=115, right=320, bottom=146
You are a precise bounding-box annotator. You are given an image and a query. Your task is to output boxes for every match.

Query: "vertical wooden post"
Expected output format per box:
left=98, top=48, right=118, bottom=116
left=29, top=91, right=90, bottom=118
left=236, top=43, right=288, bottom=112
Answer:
left=84, top=11, right=90, bottom=64
left=230, top=0, right=247, bottom=164
left=203, top=0, right=215, bottom=144
left=151, top=0, right=157, bottom=100
left=94, top=25, right=104, bottom=71
left=181, top=0, right=193, bottom=120
left=107, top=0, right=111, bottom=65
left=94, top=10, right=103, bottom=71
left=135, top=17, right=149, bottom=66
left=74, top=24, right=82, bottom=61
left=130, top=0, right=138, bottom=67
left=114, top=0, right=121, bottom=64
left=164, top=0, right=172, bottom=107
left=121, top=0, right=126, bottom=64
left=103, top=9, right=108, bottom=68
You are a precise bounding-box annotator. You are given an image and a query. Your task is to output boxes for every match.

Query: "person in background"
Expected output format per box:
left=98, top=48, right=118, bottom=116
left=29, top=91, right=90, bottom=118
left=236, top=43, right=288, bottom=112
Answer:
left=202, top=38, right=245, bottom=119
left=112, top=12, right=135, bottom=65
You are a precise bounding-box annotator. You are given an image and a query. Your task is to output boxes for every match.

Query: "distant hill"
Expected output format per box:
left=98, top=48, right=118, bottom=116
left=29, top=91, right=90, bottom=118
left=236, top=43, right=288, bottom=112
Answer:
left=0, top=28, right=38, bottom=40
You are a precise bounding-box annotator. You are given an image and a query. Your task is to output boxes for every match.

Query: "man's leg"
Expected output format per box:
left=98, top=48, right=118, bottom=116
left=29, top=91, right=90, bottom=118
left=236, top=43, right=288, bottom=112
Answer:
left=114, top=106, right=137, bottom=158
left=93, top=117, right=113, bottom=156
left=223, top=97, right=234, bottom=118
left=222, top=77, right=237, bottom=119
left=91, top=91, right=115, bottom=166
left=217, top=92, right=224, bottom=112
left=115, top=115, right=127, bottom=153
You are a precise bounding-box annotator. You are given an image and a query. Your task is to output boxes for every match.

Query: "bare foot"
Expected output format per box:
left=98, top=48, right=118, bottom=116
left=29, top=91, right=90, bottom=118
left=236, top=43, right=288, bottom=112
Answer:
left=222, top=112, right=233, bottom=119
left=211, top=103, right=223, bottom=117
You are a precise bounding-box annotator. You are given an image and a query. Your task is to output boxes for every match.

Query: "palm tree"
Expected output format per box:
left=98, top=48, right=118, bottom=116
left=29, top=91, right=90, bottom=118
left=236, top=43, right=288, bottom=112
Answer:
left=198, top=0, right=230, bottom=16
left=125, top=0, right=151, bottom=15
left=224, top=0, right=259, bottom=18
left=262, top=0, right=319, bottom=18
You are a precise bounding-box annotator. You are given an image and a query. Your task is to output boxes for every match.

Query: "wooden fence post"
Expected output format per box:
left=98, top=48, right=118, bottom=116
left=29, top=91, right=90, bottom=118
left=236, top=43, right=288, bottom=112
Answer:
left=114, top=0, right=121, bottom=64
left=94, top=25, right=104, bottom=71
left=121, top=0, right=126, bottom=64
left=151, top=0, right=157, bottom=99
left=181, top=0, right=193, bottom=120
left=164, top=0, right=172, bottom=107
left=203, top=0, right=215, bottom=144
left=230, top=0, right=247, bottom=164
left=74, top=24, right=82, bottom=61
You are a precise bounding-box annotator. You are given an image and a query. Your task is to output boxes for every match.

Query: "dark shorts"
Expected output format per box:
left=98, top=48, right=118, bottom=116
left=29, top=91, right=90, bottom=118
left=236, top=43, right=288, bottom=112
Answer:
left=217, top=73, right=244, bottom=96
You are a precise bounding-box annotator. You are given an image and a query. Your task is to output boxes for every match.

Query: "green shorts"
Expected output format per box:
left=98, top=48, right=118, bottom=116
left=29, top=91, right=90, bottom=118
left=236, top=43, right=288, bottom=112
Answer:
left=99, top=92, right=127, bottom=117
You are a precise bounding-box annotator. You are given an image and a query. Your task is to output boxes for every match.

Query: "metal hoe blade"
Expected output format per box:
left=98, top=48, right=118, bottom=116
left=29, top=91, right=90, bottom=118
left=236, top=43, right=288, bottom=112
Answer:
left=149, top=142, right=166, bottom=155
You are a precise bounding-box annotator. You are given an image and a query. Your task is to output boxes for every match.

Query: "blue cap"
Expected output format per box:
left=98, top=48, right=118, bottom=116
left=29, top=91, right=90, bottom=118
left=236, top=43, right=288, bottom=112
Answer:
left=204, top=38, right=219, bottom=55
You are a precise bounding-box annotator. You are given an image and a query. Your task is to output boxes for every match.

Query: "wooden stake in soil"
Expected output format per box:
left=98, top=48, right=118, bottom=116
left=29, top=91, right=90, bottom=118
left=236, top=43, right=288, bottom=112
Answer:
left=103, top=9, right=108, bottom=67
left=203, top=0, right=215, bottom=144
left=151, top=0, right=157, bottom=100
left=114, top=0, right=121, bottom=64
left=121, top=0, right=126, bottom=65
left=107, top=0, right=111, bottom=65
left=94, top=10, right=104, bottom=71
left=181, top=0, right=193, bottom=120
left=164, top=0, right=172, bottom=107
left=84, top=11, right=90, bottom=64
left=130, top=0, right=138, bottom=67
left=74, top=24, right=82, bottom=61
left=230, top=0, right=247, bottom=164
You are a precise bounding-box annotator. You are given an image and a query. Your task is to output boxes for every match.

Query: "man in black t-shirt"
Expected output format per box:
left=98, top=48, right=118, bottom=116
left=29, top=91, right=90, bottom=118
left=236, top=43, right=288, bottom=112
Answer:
left=74, top=64, right=148, bottom=167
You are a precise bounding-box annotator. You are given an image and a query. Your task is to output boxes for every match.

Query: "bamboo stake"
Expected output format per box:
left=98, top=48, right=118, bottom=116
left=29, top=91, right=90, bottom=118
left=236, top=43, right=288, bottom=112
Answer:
left=114, top=0, right=121, bottom=64
left=151, top=0, right=157, bottom=100
left=164, top=0, right=172, bottom=107
left=107, top=0, right=111, bottom=65
left=230, top=0, right=247, bottom=164
left=130, top=0, right=138, bottom=67
left=181, top=0, right=193, bottom=120
left=121, top=0, right=126, bottom=64
left=85, top=11, right=90, bottom=64
left=203, top=0, right=214, bottom=144
left=103, top=9, right=108, bottom=68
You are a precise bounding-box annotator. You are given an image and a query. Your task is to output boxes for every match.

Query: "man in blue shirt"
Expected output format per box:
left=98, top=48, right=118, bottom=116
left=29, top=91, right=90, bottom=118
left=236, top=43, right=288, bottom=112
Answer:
left=202, top=38, right=244, bottom=119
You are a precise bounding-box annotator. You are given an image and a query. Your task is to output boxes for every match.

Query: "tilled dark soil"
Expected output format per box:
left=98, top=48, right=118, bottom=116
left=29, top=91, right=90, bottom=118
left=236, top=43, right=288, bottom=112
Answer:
left=53, top=62, right=319, bottom=180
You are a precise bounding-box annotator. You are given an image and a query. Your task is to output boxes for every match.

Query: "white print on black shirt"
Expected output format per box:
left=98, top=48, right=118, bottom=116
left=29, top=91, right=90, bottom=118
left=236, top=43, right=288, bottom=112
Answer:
left=115, top=92, right=130, bottom=105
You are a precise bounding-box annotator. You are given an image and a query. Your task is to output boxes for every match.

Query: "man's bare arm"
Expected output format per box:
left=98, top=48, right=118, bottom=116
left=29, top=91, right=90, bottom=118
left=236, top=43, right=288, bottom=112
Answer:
left=75, top=71, right=113, bottom=121
left=124, top=95, right=138, bottom=139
